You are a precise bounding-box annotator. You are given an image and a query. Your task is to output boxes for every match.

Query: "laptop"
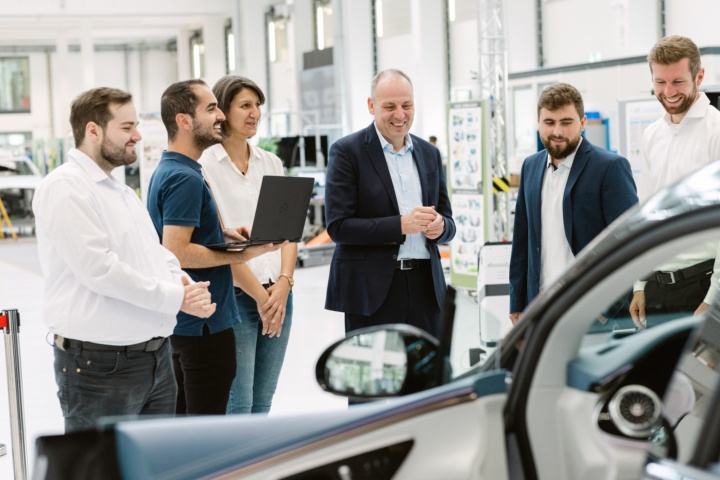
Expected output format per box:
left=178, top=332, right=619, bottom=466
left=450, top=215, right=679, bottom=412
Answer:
left=206, top=175, right=315, bottom=252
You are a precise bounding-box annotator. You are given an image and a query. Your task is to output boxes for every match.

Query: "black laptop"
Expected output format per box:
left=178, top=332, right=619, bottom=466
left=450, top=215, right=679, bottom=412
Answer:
left=207, top=175, right=314, bottom=251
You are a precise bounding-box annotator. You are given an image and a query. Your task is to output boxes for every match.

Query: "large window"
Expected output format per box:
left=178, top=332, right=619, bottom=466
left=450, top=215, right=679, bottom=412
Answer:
left=0, top=57, right=30, bottom=113
left=225, top=22, right=235, bottom=74
left=190, top=32, right=205, bottom=78
left=314, top=0, right=334, bottom=51
left=268, top=10, right=289, bottom=63
left=375, top=0, right=411, bottom=38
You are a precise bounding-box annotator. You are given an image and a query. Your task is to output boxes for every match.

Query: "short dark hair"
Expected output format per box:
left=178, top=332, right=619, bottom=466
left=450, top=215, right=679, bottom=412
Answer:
left=212, top=75, right=266, bottom=136
left=370, top=69, right=413, bottom=101
left=70, top=87, right=133, bottom=147
left=648, top=35, right=702, bottom=80
left=537, top=83, right=584, bottom=120
left=160, top=79, right=207, bottom=141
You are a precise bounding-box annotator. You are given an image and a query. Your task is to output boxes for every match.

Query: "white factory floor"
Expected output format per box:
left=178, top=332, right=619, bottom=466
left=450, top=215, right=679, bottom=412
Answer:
left=0, top=236, right=348, bottom=479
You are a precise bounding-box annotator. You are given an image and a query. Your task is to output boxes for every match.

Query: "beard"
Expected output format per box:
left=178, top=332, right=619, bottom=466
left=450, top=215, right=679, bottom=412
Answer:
left=192, top=121, right=222, bottom=152
left=542, top=133, right=582, bottom=160
left=657, top=85, right=698, bottom=116
left=100, top=137, right=137, bottom=168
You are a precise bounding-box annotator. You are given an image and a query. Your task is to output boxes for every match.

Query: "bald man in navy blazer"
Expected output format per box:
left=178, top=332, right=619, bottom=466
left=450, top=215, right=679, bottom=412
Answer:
left=325, top=69, right=455, bottom=338
left=509, top=83, right=638, bottom=323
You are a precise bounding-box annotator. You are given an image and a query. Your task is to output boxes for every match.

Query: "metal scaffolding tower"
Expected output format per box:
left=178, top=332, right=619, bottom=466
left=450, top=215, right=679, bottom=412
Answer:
left=477, top=0, right=510, bottom=241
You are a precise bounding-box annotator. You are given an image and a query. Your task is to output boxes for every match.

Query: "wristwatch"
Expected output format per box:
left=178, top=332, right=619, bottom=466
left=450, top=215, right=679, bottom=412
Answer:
left=279, top=273, right=294, bottom=288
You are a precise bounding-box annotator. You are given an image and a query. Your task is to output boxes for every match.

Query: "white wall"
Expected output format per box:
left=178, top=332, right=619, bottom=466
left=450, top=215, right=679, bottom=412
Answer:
left=7, top=48, right=177, bottom=141
left=542, top=0, right=658, bottom=66
left=4, top=0, right=720, bottom=173
left=505, top=0, right=537, bottom=72
left=666, top=0, right=719, bottom=47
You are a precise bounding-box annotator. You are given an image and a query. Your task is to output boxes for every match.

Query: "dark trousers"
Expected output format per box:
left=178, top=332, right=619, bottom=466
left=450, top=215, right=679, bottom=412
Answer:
left=170, top=326, right=236, bottom=415
left=53, top=340, right=176, bottom=433
left=345, top=266, right=441, bottom=339
left=644, top=273, right=711, bottom=316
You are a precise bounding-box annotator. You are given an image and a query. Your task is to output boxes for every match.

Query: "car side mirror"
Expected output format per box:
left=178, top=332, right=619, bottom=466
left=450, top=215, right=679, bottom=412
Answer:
left=315, top=324, right=440, bottom=399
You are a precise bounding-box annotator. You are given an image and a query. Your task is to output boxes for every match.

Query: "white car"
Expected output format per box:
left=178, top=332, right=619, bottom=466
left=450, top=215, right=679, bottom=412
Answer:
left=0, top=155, right=43, bottom=217
left=35, top=162, right=720, bottom=480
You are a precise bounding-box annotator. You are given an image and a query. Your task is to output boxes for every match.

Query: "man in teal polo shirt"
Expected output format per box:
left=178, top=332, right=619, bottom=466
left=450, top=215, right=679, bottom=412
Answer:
left=147, top=79, right=284, bottom=414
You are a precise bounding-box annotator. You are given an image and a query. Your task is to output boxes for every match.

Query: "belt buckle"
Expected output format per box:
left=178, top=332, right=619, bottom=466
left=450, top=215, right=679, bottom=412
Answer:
left=145, top=337, right=164, bottom=352
left=399, top=259, right=412, bottom=271
left=657, top=270, right=676, bottom=285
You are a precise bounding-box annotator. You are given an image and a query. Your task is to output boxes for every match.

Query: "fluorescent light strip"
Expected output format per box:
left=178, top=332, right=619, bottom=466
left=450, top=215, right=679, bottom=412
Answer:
left=376, top=0, right=383, bottom=38
left=317, top=6, right=325, bottom=50
left=269, top=21, right=277, bottom=62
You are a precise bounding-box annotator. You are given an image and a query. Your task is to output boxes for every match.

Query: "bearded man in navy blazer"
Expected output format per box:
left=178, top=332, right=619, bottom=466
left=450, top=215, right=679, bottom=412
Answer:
left=509, top=83, right=638, bottom=324
left=325, top=69, right=456, bottom=338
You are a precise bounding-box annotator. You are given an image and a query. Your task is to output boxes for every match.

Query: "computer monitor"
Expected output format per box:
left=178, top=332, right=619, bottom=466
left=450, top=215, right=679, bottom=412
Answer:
left=276, top=135, right=328, bottom=170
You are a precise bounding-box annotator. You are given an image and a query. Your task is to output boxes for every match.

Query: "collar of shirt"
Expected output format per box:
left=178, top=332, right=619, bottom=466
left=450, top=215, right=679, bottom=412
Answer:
left=546, top=137, right=582, bottom=171
left=207, top=142, right=261, bottom=174
left=663, top=92, right=711, bottom=127
left=207, top=143, right=229, bottom=163
left=68, top=148, right=115, bottom=184
left=162, top=150, right=202, bottom=172
left=374, top=123, right=414, bottom=155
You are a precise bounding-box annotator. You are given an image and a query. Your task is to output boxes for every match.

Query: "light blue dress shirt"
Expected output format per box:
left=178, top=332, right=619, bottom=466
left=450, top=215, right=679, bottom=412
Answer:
left=374, top=124, right=430, bottom=260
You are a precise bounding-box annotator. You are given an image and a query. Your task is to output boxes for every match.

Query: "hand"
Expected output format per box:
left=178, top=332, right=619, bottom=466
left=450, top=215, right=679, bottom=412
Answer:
left=423, top=211, right=444, bottom=240
left=401, top=206, right=437, bottom=235
left=238, top=241, right=288, bottom=262
left=223, top=226, right=251, bottom=242
left=629, top=291, right=647, bottom=329
left=258, top=281, right=291, bottom=338
left=695, top=302, right=710, bottom=316
left=179, top=277, right=216, bottom=318
left=509, top=312, right=521, bottom=325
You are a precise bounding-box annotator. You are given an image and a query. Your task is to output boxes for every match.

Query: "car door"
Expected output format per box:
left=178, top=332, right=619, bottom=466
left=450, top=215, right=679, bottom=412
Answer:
left=503, top=162, right=720, bottom=480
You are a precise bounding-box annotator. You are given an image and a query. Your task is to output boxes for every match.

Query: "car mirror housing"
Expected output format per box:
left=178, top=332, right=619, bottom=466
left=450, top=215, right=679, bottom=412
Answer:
left=315, top=324, right=440, bottom=399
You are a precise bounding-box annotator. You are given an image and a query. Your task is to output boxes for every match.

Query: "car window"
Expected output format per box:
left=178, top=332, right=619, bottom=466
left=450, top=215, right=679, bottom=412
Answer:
left=575, top=237, right=720, bottom=462
left=583, top=240, right=718, bottom=340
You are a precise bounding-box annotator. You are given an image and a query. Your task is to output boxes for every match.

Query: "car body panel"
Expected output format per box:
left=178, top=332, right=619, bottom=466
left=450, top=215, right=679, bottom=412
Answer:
left=114, top=371, right=507, bottom=479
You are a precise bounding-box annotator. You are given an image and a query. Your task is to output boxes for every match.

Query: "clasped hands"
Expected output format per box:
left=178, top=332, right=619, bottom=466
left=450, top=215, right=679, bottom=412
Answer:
left=257, top=281, right=290, bottom=338
left=401, top=206, right=444, bottom=240
left=179, top=277, right=216, bottom=318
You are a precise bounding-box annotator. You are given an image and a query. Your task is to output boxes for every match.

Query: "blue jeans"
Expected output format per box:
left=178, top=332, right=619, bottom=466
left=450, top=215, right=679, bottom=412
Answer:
left=53, top=340, right=176, bottom=433
left=227, top=290, right=292, bottom=414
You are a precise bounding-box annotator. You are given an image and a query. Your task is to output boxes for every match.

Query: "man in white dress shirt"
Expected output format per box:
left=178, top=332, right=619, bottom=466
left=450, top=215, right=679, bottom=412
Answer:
left=33, top=87, right=216, bottom=432
left=630, top=36, right=720, bottom=328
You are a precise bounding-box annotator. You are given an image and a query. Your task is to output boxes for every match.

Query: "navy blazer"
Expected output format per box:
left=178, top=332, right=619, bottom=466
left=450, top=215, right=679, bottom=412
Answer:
left=509, top=139, right=638, bottom=313
left=324, top=123, right=456, bottom=316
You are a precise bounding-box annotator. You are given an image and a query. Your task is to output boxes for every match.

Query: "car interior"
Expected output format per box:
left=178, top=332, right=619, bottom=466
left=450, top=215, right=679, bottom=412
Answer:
left=514, top=218, right=720, bottom=480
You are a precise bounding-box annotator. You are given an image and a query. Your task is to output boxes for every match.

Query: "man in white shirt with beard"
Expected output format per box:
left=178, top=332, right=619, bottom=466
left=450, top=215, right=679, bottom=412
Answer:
left=33, top=87, right=215, bottom=432
left=630, top=36, right=720, bottom=328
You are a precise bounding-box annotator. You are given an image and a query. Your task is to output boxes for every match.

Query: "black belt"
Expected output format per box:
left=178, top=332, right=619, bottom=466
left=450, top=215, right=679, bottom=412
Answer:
left=653, top=259, right=715, bottom=286
left=395, top=259, right=431, bottom=270
left=54, top=335, right=166, bottom=353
